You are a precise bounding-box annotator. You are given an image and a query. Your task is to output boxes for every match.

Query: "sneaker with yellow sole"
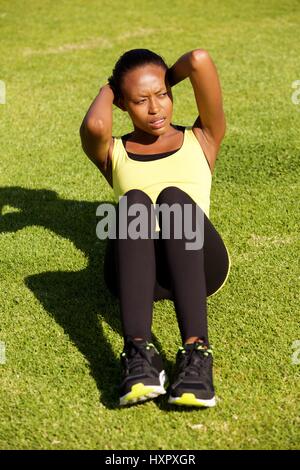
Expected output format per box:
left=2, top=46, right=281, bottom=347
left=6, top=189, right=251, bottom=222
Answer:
left=119, top=338, right=168, bottom=406
left=168, top=341, right=216, bottom=408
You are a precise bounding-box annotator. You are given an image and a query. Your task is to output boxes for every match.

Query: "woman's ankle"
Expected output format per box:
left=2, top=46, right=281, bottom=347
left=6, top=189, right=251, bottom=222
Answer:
left=184, top=336, right=203, bottom=344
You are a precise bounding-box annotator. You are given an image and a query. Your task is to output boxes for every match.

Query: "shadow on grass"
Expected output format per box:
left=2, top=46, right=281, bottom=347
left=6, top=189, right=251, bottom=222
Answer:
left=0, top=186, right=173, bottom=409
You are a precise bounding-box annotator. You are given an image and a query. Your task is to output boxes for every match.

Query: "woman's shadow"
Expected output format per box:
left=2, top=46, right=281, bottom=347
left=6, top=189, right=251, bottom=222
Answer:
left=0, top=186, right=173, bottom=409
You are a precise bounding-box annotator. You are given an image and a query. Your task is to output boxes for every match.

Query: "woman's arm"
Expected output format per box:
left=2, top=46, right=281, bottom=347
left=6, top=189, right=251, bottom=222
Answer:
left=167, top=49, right=226, bottom=147
left=79, top=84, right=114, bottom=173
left=80, top=83, right=114, bottom=128
left=166, top=51, right=194, bottom=88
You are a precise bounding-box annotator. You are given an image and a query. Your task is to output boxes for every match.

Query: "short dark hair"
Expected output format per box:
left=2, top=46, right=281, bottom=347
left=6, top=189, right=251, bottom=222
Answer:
left=108, top=48, right=168, bottom=101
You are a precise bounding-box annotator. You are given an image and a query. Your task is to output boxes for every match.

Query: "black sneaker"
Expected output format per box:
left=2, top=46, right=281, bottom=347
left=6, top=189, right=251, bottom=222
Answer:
left=119, top=338, right=168, bottom=406
left=168, top=341, right=216, bottom=407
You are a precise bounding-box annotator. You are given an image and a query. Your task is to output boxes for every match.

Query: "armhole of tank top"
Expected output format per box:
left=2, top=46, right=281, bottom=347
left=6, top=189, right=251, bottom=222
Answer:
left=110, top=136, right=118, bottom=170
left=110, top=136, right=117, bottom=191
left=189, top=127, right=213, bottom=176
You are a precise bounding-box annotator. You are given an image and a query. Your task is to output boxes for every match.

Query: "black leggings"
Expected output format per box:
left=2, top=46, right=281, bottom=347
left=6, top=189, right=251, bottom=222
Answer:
left=104, top=186, right=230, bottom=345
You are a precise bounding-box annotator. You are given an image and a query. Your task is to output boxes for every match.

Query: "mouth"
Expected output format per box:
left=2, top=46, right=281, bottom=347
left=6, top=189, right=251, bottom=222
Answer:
left=149, top=117, right=166, bottom=128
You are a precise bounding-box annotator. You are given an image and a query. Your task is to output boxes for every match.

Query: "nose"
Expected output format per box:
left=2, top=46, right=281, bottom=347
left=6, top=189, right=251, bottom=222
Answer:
left=148, top=98, right=160, bottom=114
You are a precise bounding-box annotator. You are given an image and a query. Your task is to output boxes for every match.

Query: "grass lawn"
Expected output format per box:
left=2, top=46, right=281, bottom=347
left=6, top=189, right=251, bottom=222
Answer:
left=0, top=0, right=299, bottom=450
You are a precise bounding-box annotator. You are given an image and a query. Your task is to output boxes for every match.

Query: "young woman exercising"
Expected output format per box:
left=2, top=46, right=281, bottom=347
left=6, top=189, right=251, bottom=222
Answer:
left=80, top=48, right=230, bottom=408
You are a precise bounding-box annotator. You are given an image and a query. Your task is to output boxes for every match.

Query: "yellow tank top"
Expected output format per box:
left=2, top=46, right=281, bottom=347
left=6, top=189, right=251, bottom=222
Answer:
left=111, top=125, right=212, bottom=232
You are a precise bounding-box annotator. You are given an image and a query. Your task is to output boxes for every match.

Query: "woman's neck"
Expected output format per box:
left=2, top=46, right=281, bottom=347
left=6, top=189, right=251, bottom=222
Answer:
left=131, top=123, right=178, bottom=144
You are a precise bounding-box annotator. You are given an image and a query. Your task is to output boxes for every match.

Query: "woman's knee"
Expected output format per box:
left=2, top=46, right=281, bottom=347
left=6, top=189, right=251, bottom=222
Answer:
left=121, top=189, right=153, bottom=207
left=116, top=189, right=155, bottom=237
left=156, top=186, right=194, bottom=205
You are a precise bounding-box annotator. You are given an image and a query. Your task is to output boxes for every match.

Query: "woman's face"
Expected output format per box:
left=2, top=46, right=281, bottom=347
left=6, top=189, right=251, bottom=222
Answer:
left=119, top=64, right=174, bottom=135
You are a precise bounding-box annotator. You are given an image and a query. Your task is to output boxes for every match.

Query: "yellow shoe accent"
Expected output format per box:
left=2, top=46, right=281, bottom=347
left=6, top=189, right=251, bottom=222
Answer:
left=169, top=393, right=216, bottom=408
left=120, top=383, right=164, bottom=406
left=126, top=383, right=156, bottom=400
left=175, top=393, right=201, bottom=406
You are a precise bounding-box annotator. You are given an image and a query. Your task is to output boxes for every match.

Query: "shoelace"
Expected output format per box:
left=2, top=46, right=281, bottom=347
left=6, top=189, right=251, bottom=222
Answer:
left=121, top=342, right=156, bottom=374
left=177, top=343, right=213, bottom=378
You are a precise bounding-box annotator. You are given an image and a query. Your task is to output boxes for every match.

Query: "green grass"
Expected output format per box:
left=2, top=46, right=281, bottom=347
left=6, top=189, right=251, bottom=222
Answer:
left=0, top=0, right=299, bottom=450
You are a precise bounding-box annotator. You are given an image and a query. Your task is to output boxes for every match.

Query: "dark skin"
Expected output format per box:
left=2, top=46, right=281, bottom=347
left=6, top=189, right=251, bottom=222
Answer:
left=80, top=50, right=226, bottom=343
left=80, top=49, right=226, bottom=192
left=105, top=52, right=225, bottom=344
left=98, top=68, right=183, bottom=188
left=116, top=65, right=178, bottom=148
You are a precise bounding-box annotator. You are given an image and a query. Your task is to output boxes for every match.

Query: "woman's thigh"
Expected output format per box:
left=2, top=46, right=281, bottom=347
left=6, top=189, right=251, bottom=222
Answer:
left=203, top=212, right=230, bottom=297
left=103, top=212, right=230, bottom=300
left=153, top=212, right=230, bottom=298
left=103, top=235, right=173, bottom=301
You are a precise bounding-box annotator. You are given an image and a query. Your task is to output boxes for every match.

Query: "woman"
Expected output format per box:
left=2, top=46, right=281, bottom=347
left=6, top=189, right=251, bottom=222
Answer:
left=79, top=48, right=231, bottom=408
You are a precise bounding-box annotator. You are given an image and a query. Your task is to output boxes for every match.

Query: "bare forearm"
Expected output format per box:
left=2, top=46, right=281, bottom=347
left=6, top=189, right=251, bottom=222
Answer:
left=80, top=84, right=114, bottom=135
left=167, top=49, right=209, bottom=87
left=166, top=51, right=195, bottom=87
